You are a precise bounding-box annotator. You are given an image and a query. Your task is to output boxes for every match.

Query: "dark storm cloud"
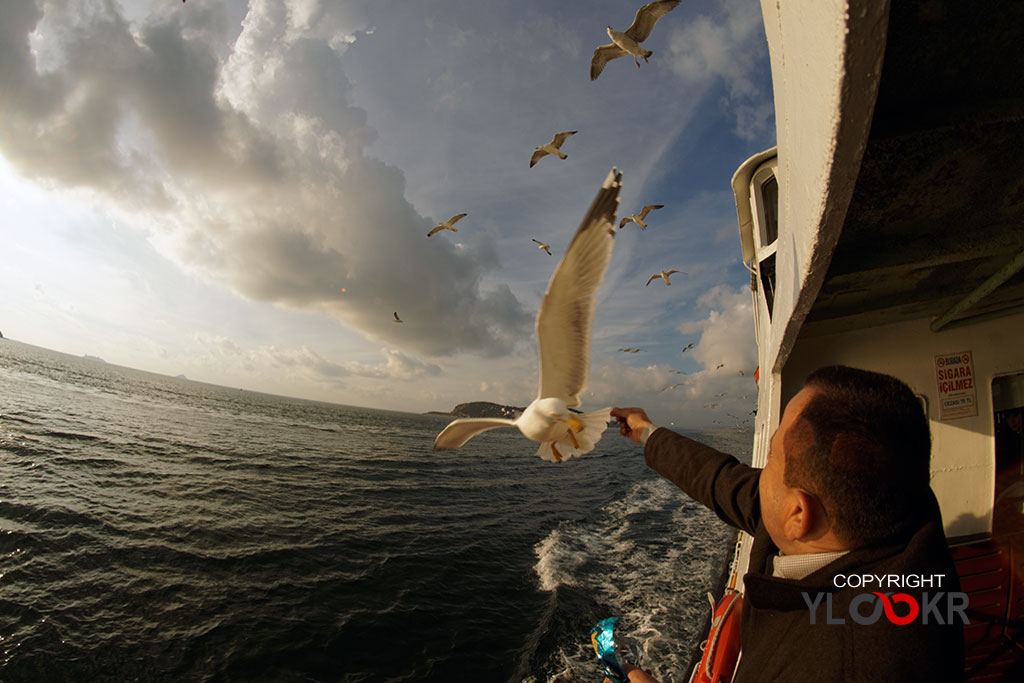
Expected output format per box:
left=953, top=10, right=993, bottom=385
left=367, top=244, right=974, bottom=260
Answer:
left=0, top=0, right=530, bottom=357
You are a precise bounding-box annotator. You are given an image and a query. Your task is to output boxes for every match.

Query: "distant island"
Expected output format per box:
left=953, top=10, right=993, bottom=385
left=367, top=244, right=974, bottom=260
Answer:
left=425, top=401, right=525, bottom=419
left=82, top=354, right=106, bottom=363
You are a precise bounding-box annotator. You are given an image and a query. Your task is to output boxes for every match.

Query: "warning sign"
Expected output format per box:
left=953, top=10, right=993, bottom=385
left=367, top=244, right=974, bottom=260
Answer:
left=934, top=351, right=978, bottom=420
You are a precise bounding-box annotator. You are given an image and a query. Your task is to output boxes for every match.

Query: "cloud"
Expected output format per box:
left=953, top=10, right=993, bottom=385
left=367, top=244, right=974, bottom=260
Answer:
left=344, top=348, right=442, bottom=380
left=684, top=286, right=757, bottom=366
left=0, top=0, right=530, bottom=358
left=684, top=284, right=756, bottom=374
left=581, top=284, right=757, bottom=427
left=192, top=332, right=440, bottom=386
left=677, top=320, right=705, bottom=336
left=664, top=0, right=772, bottom=141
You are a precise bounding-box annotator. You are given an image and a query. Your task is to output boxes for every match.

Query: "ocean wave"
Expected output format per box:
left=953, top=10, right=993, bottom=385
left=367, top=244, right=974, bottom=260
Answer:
left=0, top=340, right=749, bottom=682
left=531, top=477, right=735, bottom=682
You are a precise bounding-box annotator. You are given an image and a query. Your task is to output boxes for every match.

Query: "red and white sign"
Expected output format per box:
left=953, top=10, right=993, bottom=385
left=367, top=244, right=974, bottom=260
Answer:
left=934, top=351, right=978, bottom=420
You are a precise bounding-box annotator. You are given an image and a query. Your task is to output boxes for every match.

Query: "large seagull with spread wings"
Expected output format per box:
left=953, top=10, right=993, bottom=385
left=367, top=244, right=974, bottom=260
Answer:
left=433, top=168, right=623, bottom=462
left=590, top=0, right=682, bottom=80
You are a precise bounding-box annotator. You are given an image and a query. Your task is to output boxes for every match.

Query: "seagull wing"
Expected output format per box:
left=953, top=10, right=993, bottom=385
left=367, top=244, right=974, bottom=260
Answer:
left=590, top=43, right=627, bottom=80
left=427, top=225, right=445, bottom=236
left=639, top=204, right=664, bottom=219
left=536, top=168, right=622, bottom=406
left=448, top=213, right=467, bottom=225
left=551, top=131, right=577, bottom=148
left=619, top=216, right=634, bottom=229
left=646, top=274, right=659, bottom=286
left=433, top=417, right=518, bottom=450
left=626, top=0, right=682, bottom=42
left=530, top=148, right=549, bottom=167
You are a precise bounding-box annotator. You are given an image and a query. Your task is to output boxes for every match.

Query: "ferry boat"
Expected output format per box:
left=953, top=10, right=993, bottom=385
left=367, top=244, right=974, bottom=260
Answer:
left=723, top=0, right=1024, bottom=679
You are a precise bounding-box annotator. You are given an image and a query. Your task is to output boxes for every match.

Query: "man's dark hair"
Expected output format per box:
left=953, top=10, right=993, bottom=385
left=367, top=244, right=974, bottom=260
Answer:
left=783, top=365, right=932, bottom=547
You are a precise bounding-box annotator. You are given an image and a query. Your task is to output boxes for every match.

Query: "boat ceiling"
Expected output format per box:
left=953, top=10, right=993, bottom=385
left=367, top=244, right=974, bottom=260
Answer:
left=802, top=0, right=1024, bottom=337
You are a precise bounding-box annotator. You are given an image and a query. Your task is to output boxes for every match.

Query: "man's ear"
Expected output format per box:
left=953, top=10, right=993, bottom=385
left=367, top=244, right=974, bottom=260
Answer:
left=782, top=489, right=818, bottom=542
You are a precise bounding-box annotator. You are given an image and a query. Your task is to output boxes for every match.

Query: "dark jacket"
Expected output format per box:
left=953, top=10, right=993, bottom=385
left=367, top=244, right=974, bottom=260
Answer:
left=644, top=427, right=965, bottom=682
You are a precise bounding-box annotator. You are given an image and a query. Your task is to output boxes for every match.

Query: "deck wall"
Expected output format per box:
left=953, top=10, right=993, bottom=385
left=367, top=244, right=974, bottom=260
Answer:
left=782, top=312, right=1024, bottom=539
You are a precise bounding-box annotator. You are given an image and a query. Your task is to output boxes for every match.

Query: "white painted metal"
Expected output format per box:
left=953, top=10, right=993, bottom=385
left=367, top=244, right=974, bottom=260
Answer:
left=728, top=0, right=1024, bottom=598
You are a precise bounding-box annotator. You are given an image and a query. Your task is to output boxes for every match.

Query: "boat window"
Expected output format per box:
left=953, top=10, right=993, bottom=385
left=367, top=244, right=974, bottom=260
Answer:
left=759, top=174, right=779, bottom=247
left=748, top=160, right=778, bottom=319
left=759, top=253, right=776, bottom=319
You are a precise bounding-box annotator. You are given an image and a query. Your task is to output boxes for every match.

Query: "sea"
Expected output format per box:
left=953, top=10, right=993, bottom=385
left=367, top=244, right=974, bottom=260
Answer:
left=0, top=339, right=751, bottom=682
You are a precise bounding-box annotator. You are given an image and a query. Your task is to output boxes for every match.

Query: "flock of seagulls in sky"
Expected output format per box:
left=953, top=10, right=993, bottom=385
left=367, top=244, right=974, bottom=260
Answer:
left=425, top=1, right=752, bottom=457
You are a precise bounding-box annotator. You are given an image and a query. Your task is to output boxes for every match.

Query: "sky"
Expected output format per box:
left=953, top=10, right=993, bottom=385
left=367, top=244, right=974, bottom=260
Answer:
left=0, top=0, right=775, bottom=428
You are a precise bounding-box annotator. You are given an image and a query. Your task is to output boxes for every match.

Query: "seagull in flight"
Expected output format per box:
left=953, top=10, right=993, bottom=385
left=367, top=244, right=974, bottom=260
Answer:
left=681, top=343, right=693, bottom=353
left=591, top=0, right=682, bottom=80
left=646, top=269, right=682, bottom=286
left=532, top=239, right=552, bottom=255
left=530, top=131, right=577, bottom=168
left=427, top=213, right=467, bottom=237
left=434, top=168, right=623, bottom=462
left=619, top=204, right=664, bottom=230
left=393, top=312, right=403, bottom=323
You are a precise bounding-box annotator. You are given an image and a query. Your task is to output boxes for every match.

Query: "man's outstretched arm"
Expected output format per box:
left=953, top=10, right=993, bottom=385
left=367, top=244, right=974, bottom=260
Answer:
left=611, top=407, right=762, bottom=536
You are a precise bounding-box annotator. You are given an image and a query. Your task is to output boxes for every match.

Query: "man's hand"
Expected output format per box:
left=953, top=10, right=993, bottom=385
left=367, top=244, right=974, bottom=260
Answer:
left=611, top=407, right=653, bottom=444
left=603, top=663, right=661, bottom=683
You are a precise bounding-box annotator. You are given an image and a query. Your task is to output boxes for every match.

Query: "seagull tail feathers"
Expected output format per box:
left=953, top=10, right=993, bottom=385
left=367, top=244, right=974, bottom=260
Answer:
left=576, top=407, right=613, bottom=452
left=534, top=408, right=612, bottom=463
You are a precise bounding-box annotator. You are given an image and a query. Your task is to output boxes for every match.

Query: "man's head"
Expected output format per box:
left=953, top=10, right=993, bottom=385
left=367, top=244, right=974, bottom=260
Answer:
left=759, top=366, right=932, bottom=553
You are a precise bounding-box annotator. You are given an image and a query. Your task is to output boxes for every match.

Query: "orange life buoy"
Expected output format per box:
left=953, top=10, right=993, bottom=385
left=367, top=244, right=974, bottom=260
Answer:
left=691, top=591, right=742, bottom=683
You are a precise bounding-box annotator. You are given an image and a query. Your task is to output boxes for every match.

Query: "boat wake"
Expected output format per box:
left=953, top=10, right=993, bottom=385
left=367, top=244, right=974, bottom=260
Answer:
left=527, top=477, right=735, bottom=682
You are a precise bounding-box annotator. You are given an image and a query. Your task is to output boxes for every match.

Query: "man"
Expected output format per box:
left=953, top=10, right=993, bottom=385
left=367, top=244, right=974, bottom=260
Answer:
left=610, top=366, right=965, bottom=683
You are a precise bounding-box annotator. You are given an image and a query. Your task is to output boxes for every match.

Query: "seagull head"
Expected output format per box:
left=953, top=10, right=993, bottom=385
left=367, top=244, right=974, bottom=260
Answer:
left=606, top=26, right=614, bottom=37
